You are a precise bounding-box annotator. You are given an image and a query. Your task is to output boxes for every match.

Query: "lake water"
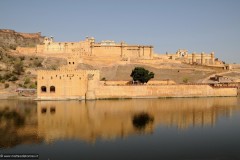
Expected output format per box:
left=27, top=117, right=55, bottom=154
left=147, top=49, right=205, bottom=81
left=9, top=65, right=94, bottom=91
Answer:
left=0, top=97, right=240, bottom=160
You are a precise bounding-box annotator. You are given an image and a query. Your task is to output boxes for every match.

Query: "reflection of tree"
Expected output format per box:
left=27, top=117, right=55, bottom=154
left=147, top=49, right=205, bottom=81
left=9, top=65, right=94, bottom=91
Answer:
left=0, top=108, right=25, bottom=148
left=132, top=112, right=154, bottom=131
left=0, top=108, right=25, bottom=126
left=0, top=107, right=41, bottom=148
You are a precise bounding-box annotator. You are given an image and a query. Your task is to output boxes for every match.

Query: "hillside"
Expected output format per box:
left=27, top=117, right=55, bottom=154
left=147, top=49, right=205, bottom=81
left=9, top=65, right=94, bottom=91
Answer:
left=0, top=29, right=44, bottom=49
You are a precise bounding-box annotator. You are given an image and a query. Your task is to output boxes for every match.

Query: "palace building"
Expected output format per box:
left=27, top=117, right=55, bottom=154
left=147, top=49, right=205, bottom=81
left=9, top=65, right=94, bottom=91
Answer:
left=34, top=36, right=153, bottom=59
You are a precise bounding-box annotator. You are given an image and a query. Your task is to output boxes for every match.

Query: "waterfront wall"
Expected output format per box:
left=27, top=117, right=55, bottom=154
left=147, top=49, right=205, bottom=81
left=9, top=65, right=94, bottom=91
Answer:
left=95, top=85, right=237, bottom=99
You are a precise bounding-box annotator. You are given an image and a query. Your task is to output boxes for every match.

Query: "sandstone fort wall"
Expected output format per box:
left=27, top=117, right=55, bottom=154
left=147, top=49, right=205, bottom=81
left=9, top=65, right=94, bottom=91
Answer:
left=95, top=85, right=237, bottom=99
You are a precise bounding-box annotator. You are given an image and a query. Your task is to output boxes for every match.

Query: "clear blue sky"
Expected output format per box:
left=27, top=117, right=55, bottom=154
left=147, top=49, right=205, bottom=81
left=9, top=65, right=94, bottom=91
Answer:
left=1, top=0, right=240, bottom=63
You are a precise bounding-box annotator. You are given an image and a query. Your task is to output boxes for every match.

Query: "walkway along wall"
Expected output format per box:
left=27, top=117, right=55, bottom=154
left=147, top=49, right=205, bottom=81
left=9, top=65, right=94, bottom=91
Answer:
left=94, top=84, right=237, bottom=99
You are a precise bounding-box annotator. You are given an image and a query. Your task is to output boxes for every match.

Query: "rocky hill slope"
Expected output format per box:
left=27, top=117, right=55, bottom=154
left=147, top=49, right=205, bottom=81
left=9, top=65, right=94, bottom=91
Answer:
left=0, top=29, right=44, bottom=49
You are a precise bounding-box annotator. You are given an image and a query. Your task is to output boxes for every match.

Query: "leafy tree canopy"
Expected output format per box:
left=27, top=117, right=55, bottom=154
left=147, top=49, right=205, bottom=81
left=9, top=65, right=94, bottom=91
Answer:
left=130, top=67, right=154, bottom=83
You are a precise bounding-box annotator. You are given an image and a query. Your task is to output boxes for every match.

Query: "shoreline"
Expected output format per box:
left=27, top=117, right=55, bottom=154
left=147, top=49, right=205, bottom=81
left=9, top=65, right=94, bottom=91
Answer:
left=0, top=95, right=239, bottom=101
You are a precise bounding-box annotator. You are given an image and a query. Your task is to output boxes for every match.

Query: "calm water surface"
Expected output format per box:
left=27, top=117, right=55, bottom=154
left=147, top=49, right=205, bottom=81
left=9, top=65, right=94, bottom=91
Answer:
left=0, top=97, right=240, bottom=160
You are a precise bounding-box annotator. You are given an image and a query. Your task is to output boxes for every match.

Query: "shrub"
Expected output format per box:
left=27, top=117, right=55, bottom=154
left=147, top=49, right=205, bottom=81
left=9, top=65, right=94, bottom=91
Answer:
left=13, top=61, right=24, bottom=75
left=3, top=72, right=13, bottom=80
left=101, top=77, right=106, bottom=81
left=9, top=45, right=17, bottom=50
left=0, top=74, right=2, bottom=81
left=183, top=77, right=189, bottom=83
left=29, top=83, right=36, bottom=89
left=8, top=75, right=18, bottom=81
left=24, top=77, right=30, bottom=84
left=33, top=59, right=42, bottom=67
left=50, top=65, right=57, bottom=70
left=4, top=83, right=9, bottom=88
left=19, top=56, right=25, bottom=61
left=18, top=83, right=23, bottom=87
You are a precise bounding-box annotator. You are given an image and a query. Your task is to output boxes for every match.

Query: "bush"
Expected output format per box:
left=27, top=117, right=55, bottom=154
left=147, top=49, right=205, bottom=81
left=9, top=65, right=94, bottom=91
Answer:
left=33, top=59, right=42, bottom=67
left=50, top=65, right=57, bottom=70
left=101, top=77, right=106, bottom=81
left=0, top=74, right=2, bottom=81
left=8, top=75, right=18, bottom=81
left=3, top=72, right=13, bottom=80
left=9, top=45, right=17, bottom=50
left=18, top=83, right=23, bottom=87
left=130, top=67, right=154, bottom=84
left=183, top=77, right=189, bottom=83
left=13, top=61, right=24, bottom=75
left=19, top=56, right=25, bottom=61
left=4, top=83, right=9, bottom=88
left=29, top=83, right=36, bottom=89
left=24, top=77, right=30, bottom=84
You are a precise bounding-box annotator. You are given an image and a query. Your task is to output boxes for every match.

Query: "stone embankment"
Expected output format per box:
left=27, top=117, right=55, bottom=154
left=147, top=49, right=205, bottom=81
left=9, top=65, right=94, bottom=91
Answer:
left=94, top=84, right=237, bottom=99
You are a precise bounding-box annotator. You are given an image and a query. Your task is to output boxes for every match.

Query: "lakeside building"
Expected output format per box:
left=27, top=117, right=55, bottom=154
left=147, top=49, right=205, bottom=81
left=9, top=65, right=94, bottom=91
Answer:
left=37, top=55, right=237, bottom=100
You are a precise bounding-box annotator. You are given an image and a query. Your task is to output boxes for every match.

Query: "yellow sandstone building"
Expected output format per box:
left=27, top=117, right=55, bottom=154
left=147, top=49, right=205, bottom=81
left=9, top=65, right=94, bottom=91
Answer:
left=17, top=35, right=224, bottom=66
left=34, top=35, right=236, bottom=100
left=34, top=36, right=153, bottom=59
left=37, top=55, right=99, bottom=100
left=37, top=54, right=237, bottom=100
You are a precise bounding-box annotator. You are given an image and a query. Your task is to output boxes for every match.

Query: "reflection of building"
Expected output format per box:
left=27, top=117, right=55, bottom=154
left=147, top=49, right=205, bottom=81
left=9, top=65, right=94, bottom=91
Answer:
left=37, top=97, right=239, bottom=143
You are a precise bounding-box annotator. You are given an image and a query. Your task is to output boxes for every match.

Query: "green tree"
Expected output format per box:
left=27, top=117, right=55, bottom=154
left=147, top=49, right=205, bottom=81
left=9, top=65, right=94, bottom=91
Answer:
left=130, top=67, right=154, bottom=84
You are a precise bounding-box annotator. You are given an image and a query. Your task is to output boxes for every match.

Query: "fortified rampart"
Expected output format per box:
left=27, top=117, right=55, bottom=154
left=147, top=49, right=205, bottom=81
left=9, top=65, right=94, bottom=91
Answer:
left=25, top=36, right=154, bottom=59
left=94, top=84, right=237, bottom=99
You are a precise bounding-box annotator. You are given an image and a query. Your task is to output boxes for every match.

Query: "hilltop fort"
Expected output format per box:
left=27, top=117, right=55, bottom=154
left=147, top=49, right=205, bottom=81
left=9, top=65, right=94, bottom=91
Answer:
left=16, top=35, right=225, bottom=67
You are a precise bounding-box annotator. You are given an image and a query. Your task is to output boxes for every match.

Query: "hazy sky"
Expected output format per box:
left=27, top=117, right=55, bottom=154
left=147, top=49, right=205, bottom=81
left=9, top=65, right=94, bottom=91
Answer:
left=0, top=0, right=240, bottom=63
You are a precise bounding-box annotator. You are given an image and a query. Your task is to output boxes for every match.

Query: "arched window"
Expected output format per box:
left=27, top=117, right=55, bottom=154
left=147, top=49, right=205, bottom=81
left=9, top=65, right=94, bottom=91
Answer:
left=50, top=86, right=55, bottom=93
left=69, top=62, right=71, bottom=64
left=73, top=62, right=75, bottom=64
left=41, top=86, right=47, bottom=92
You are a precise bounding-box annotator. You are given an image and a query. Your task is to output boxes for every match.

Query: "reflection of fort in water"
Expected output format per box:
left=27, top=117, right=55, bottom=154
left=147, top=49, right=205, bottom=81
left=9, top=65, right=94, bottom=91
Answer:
left=37, top=98, right=240, bottom=143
